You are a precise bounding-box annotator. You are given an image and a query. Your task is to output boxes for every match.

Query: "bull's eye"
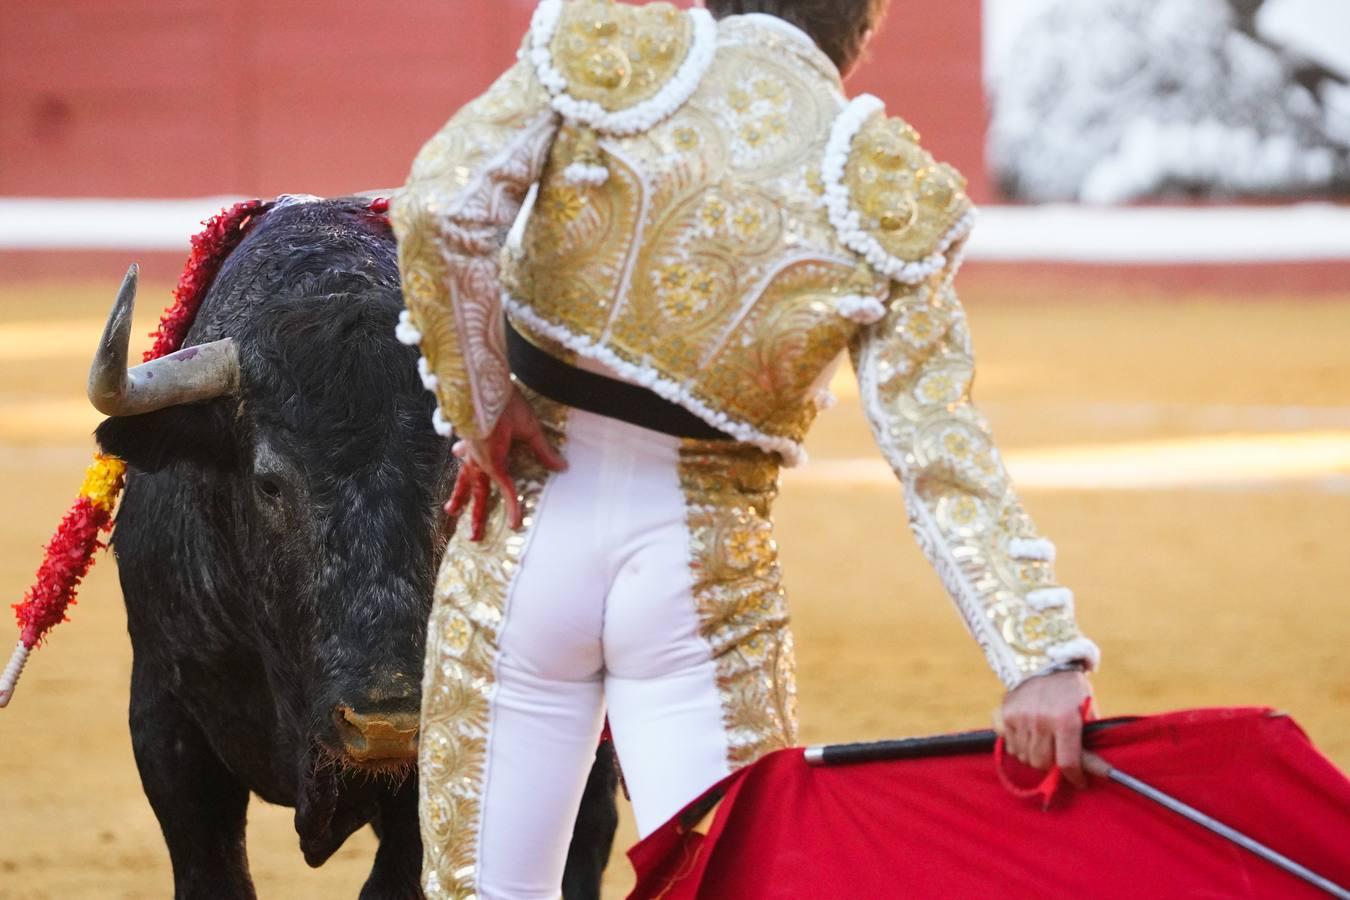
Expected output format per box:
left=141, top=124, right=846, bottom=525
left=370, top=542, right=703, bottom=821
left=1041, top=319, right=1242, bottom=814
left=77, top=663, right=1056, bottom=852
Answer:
left=256, top=478, right=283, bottom=500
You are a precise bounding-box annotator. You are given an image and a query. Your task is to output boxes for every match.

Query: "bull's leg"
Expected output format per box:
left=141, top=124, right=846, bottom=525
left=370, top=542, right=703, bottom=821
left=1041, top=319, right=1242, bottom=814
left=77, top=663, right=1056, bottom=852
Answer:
left=362, top=776, right=424, bottom=900
left=562, top=742, right=621, bottom=900
left=129, top=658, right=256, bottom=900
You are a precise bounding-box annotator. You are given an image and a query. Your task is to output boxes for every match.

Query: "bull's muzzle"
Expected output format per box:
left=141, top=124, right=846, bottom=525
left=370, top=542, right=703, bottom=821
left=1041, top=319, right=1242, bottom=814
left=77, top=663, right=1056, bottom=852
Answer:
left=334, top=705, right=420, bottom=763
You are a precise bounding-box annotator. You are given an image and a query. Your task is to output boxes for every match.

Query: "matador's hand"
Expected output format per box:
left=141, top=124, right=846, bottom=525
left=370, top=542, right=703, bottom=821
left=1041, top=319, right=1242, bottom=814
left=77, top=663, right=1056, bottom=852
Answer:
left=444, top=388, right=567, bottom=540
left=997, top=670, right=1096, bottom=789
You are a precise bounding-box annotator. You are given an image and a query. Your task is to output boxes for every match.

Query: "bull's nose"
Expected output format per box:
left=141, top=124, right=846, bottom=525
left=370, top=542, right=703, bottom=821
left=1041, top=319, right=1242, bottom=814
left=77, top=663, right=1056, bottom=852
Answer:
left=334, top=705, right=420, bottom=763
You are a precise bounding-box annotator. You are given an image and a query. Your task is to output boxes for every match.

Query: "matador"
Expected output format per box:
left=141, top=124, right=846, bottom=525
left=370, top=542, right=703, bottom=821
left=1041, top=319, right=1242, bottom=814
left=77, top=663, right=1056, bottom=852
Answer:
left=392, top=1, right=1101, bottom=896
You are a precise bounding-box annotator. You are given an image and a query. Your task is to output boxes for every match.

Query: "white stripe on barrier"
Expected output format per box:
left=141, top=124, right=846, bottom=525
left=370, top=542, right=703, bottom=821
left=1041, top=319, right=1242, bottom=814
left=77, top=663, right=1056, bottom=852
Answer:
left=0, top=197, right=249, bottom=251
left=969, top=204, right=1350, bottom=263
left=1, top=198, right=1349, bottom=262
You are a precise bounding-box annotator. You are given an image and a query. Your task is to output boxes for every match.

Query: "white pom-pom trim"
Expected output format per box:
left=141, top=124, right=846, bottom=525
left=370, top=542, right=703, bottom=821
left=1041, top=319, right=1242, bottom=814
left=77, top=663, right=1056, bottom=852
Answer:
left=0, top=641, right=30, bottom=708
left=504, top=295, right=807, bottom=466
left=834, top=294, right=887, bottom=324
left=1026, top=587, right=1074, bottom=613
left=431, top=408, right=454, bottom=438
left=395, top=310, right=423, bottom=346
left=1009, top=537, right=1057, bottom=562
left=822, top=94, right=977, bottom=285
left=529, top=1, right=717, bottom=136
left=563, top=162, right=610, bottom=187
left=1048, top=637, right=1101, bottom=672
left=417, top=357, right=440, bottom=392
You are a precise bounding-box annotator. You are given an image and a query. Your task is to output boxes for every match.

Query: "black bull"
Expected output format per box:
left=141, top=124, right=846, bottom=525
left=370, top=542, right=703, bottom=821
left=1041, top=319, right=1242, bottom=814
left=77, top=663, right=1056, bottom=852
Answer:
left=92, top=197, right=618, bottom=898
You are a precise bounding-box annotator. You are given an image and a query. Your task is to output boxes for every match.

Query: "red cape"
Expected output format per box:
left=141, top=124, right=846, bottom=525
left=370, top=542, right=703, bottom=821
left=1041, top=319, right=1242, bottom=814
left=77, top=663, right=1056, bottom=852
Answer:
left=628, top=708, right=1350, bottom=899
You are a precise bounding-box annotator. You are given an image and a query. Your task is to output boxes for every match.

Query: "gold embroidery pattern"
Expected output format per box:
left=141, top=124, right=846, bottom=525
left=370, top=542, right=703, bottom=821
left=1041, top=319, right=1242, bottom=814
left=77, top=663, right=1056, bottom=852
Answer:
left=509, top=22, right=870, bottom=459
left=394, top=55, right=557, bottom=440
left=514, top=130, right=643, bottom=340
left=418, top=393, right=568, bottom=898
left=850, top=273, right=1092, bottom=687
left=549, top=0, right=693, bottom=111
left=843, top=112, right=971, bottom=265
left=678, top=442, right=797, bottom=767
left=697, top=261, right=860, bottom=440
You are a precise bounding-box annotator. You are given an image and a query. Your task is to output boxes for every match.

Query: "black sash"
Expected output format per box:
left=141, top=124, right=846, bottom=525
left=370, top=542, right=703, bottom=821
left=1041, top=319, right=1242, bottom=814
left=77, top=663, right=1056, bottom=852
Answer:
left=506, top=319, right=732, bottom=442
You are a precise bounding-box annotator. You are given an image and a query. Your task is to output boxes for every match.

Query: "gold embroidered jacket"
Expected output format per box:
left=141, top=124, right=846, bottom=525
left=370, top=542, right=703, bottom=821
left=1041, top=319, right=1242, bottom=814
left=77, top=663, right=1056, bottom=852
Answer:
left=392, top=0, right=1099, bottom=687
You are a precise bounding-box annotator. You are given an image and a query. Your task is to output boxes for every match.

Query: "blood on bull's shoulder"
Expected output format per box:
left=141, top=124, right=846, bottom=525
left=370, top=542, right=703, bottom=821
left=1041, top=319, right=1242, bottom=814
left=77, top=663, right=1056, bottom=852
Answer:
left=90, top=196, right=618, bottom=899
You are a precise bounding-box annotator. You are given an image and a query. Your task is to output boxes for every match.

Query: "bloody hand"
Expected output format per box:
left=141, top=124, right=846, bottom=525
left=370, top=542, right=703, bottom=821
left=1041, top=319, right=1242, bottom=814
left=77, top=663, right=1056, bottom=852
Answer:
left=443, top=389, right=567, bottom=541
left=445, top=454, right=493, bottom=541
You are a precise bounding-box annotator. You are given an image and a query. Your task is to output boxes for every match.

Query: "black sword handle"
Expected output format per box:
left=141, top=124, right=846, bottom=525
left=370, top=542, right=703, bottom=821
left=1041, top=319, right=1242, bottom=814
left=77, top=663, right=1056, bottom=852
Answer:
left=804, top=717, right=1138, bottom=767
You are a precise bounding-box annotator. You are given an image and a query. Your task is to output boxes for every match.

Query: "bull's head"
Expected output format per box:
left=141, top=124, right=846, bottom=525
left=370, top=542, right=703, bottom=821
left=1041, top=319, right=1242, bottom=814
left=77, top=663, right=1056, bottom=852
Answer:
left=92, top=226, right=452, bottom=785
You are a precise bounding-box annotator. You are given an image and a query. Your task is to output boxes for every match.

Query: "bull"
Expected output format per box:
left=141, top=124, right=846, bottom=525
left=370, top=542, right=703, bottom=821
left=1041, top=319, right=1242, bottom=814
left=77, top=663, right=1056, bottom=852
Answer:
left=89, top=197, right=618, bottom=898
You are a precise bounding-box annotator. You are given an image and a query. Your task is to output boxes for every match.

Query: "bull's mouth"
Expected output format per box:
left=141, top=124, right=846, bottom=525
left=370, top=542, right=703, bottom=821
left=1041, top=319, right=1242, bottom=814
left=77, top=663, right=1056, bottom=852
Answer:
left=296, top=733, right=418, bottom=869
left=313, top=742, right=417, bottom=784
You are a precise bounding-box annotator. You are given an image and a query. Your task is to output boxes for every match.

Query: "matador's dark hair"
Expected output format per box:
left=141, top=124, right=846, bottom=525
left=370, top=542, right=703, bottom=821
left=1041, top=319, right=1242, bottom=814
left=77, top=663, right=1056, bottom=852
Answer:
left=704, top=0, right=891, bottom=72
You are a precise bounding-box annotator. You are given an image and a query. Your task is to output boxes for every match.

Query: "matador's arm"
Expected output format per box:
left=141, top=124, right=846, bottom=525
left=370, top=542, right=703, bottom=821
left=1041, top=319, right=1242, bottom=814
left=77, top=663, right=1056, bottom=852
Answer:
left=391, top=52, right=559, bottom=441
left=849, top=255, right=1101, bottom=690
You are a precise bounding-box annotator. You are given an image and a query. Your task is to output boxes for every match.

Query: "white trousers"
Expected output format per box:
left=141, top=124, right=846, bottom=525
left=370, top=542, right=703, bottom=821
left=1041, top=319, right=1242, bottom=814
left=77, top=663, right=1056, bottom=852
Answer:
left=419, top=401, right=797, bottom=899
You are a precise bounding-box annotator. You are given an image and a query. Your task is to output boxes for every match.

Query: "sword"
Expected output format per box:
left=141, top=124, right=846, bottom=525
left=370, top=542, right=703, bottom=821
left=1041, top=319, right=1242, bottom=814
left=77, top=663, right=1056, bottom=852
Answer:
left=1082, top=751, right=1350, bottom=900
left=804, top=724, right=1350, bottom=899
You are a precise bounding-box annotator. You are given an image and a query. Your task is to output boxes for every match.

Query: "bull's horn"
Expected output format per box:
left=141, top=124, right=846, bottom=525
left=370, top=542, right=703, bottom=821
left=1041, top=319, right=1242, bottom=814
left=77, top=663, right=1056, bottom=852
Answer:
left=88, top=264, right=241, bottom=417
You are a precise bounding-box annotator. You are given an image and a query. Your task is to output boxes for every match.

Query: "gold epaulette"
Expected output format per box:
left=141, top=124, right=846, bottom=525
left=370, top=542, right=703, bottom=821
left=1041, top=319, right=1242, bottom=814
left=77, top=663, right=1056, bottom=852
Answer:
left=527, top=0, right=718, bottom=136
left=823, top=95, right=975, bottom=285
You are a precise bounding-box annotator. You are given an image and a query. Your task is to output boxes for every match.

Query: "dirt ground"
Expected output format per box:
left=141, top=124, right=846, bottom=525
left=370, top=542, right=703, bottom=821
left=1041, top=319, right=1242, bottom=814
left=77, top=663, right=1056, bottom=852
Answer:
left=0, top=273, right=1347, bottom=899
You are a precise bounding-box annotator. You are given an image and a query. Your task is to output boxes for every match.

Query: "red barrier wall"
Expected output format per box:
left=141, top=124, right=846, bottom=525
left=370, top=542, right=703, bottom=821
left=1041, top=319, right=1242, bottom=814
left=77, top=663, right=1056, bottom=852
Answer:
left=0, top=0, right=988, bottom=201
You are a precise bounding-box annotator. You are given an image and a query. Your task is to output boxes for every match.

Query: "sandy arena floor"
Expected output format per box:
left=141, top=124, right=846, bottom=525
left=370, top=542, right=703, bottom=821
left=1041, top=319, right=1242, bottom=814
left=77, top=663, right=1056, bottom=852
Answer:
left=0, top=273, right=1347, bottom=899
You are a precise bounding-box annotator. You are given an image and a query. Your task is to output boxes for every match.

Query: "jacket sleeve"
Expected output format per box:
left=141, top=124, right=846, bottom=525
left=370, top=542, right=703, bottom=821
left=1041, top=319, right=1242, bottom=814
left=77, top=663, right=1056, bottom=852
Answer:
left=849, top=255, right=1101, bottom=690
left=391, top=53, right=559, bottom=441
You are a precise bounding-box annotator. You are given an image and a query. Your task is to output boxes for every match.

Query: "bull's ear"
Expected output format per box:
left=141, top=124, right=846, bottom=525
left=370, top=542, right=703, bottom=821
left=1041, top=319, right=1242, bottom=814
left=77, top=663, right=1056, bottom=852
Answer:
left=95, top=402, right=238, bottom=474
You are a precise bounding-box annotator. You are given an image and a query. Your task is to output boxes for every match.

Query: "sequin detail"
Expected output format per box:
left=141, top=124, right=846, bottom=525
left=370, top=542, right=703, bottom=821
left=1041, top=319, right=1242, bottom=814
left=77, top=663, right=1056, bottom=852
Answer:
left=850, top=272, right=1099, bottom=686
left=530, top=0, right=717, bottom=135
left=394, top=55, right=558, bottom=440
left=823, top=95, right=975, bottom=284
left=418, top=394, right=569, bottom=898
left=678, top=441, right=797, bottom=767
left=509, top=15, right=877, bottom=462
